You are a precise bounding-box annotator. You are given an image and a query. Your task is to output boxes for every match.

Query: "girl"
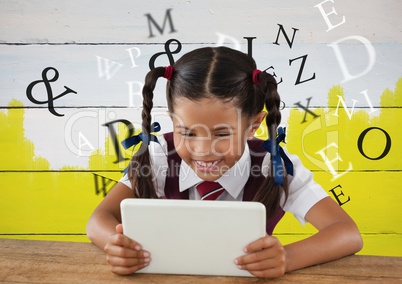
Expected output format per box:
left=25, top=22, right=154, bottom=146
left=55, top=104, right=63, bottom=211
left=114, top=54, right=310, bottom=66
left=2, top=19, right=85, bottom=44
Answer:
left=86, top=46, right=363, bottom=278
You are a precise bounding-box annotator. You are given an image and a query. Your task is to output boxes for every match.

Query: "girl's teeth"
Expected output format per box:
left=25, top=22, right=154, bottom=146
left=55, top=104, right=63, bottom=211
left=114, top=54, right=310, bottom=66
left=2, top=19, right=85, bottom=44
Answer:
left=197, top=161, right=218, bottom=167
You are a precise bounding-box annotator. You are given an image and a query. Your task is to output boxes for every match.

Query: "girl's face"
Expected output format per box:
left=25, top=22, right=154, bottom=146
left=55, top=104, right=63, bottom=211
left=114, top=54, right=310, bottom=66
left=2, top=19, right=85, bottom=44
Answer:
left=171, top=97, right=265, bottom=181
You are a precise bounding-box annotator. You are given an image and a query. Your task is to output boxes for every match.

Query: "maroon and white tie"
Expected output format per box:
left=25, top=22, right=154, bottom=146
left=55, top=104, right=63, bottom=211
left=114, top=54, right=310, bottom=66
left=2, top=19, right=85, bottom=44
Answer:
left=196, top=181, right=225, bottom=200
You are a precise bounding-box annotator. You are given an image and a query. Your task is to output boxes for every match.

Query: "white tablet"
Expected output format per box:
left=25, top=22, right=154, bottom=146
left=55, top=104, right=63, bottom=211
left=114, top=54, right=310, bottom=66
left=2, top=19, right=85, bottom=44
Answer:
left=120, top=198, right=266, bottom=277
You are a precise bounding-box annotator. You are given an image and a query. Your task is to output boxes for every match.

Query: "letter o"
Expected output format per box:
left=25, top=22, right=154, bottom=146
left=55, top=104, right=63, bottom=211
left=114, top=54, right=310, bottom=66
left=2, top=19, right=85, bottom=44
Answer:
left=357, top=127, right=391, bottom=160
left=279, top=100, right=286, bottom=110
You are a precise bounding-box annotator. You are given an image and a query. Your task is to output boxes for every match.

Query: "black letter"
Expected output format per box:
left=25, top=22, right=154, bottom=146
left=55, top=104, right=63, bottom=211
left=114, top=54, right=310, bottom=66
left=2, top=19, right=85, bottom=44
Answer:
left=289, top=54, right=316, bottom=85
left=102, top=119, right=135, bottom=163
left=273, top=24, right=299, bottom=49
left=358, top=127, right=391, bottom=160
left=243, top=37, right=257, bottom=57
left=294, top=97, right=320, bottom=123
left=93, top=173, right=117, bottom=197
left=263, top=66, right=283, bottom=84
left=329, top=185, right=351, bottom=206
left=145, top=8, right=177, bottom=38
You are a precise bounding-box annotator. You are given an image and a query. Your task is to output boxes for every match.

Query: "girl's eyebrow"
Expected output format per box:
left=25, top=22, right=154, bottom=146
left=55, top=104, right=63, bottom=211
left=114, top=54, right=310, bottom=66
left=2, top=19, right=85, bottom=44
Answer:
left=174, top=125, right=236, bottom=131
left=214, top=125, right=235, bottom=131
left=175, top=125, right=190, bottom=130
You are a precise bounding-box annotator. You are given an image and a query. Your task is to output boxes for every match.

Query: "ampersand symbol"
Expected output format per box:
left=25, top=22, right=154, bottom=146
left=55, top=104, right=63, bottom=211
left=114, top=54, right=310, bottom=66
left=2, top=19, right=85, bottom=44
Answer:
left=148, top=38, right=182, bottom=70
left=26, top=67, right=77, bottom=117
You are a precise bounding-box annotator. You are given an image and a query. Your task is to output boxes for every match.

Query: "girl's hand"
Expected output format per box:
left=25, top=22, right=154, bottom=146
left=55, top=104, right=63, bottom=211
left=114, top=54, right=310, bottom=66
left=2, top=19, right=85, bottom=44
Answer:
left=103, top=224, right=151, bottom=275
left=235, top=235, right=286, bottom=278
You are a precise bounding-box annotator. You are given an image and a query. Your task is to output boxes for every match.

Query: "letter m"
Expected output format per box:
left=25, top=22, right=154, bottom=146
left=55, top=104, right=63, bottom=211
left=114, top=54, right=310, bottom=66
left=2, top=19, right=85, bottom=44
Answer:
left=145, top=9, right=177, bottom=38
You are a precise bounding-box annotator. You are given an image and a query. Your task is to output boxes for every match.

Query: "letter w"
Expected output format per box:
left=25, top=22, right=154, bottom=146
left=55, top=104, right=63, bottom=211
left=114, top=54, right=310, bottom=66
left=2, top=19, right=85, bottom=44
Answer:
left=96, top=56, right=123, bottom=80
left=93, top=173, right=117, bottom=197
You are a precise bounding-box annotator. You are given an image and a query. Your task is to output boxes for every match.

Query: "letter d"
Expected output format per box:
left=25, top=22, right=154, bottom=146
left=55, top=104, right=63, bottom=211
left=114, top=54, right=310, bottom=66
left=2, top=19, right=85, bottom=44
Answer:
left=215, top=32, right=241, bottom=51
left=328, top=35, right=376, bottom=83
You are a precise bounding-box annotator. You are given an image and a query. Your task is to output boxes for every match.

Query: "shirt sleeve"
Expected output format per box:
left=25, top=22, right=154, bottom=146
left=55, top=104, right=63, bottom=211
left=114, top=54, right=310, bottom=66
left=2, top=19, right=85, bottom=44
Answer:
left=119, top=173, right=132, bottom=189
left=263, top=148, right=329, bottom=225
left=118, top=135, right=168, bottom=198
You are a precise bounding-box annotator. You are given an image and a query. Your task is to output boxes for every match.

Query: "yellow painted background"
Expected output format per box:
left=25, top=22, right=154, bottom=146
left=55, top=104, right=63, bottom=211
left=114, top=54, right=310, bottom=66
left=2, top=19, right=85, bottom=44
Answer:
left=1, top=79, right=401, bottom=256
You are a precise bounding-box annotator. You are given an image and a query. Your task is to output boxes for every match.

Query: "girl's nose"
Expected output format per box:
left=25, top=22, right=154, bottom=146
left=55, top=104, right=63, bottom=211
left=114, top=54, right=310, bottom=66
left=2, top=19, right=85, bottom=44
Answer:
left=190, top=137, right=212, bottom=157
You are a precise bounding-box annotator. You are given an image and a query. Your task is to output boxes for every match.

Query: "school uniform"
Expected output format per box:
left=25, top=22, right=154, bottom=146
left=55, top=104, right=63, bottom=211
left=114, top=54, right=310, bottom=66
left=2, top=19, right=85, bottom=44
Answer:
left=119, top=133, right=328, bottom=234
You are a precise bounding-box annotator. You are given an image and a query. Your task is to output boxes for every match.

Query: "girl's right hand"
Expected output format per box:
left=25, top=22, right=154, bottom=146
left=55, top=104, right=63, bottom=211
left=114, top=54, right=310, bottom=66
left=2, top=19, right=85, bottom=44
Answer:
left=103, top=224, right=151, bottom=275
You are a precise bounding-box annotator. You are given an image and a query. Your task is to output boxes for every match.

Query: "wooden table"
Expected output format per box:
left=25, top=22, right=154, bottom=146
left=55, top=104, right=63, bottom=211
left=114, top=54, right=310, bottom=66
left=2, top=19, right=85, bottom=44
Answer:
left=0, top=239, right=401, bottom=283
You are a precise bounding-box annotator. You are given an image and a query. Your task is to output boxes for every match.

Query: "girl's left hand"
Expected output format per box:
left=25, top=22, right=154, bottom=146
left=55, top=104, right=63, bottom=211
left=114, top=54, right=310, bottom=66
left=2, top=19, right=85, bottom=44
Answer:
left=235, top=235, right=287, bottom=278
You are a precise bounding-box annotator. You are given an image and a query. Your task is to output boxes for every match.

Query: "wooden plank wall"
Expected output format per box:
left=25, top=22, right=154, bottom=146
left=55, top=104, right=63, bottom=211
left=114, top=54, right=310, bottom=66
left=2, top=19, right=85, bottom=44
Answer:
left=0, top=0, right=401, bottom=256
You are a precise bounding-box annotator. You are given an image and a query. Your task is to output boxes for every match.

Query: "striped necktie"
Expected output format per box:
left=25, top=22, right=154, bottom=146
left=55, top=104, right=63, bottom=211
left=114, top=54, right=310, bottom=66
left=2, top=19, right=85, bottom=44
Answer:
left=196, top=181, right=225, bottom=200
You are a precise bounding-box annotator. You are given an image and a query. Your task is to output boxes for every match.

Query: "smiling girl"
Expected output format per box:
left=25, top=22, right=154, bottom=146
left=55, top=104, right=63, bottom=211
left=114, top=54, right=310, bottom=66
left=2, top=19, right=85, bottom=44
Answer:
left=86, top=46, right=362, bottom=278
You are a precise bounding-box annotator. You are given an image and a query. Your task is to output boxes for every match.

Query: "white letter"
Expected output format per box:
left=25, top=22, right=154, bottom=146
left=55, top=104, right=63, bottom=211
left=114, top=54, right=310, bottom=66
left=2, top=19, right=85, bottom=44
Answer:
left=328, top=35, right=376, bottom=83
left=314, top=0, right=346, bottom=32
left=126, top=81, right=144, bottom=108
left=96, top=56, right=124, bottom=80
left=360, top=89, right=377, bottom=114
left=78, top=132, right=95, bottom=156
left=215, top=32, right=241, bottom=51
left=333, top=95, right=358, bottom=119
left=65, top=111, right=98, bottom=156
left=316, top=142, right=352, bottom=181
left=126, top=47, right=141, bottom=68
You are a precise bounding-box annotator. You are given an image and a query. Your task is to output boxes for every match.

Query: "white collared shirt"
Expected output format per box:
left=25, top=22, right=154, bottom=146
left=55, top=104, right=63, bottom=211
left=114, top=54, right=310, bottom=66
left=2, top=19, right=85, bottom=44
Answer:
left=119, top=134, right=328, bottom=225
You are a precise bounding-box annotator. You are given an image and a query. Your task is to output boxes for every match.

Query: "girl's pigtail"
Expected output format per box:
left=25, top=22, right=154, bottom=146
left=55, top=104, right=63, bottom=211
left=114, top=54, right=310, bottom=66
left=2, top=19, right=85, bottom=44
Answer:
left=253, top=72, right=289, bottom=219
left=128, top=67, right=166, bottom=198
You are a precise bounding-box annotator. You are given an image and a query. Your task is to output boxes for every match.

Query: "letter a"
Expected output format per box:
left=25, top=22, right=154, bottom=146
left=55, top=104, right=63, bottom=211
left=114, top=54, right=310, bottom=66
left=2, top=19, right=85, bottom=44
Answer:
left=78, top=132, right=95, bottom=156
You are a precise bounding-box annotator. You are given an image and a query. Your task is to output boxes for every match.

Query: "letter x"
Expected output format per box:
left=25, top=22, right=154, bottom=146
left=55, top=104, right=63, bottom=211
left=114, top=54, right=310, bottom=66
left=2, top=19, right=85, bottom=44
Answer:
left=294, top=97, right=320, bottom=123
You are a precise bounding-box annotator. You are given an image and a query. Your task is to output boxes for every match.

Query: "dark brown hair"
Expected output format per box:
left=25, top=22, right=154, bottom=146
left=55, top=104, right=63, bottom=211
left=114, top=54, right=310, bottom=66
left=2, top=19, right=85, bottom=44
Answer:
left=128, top=46, right=289, bottom=218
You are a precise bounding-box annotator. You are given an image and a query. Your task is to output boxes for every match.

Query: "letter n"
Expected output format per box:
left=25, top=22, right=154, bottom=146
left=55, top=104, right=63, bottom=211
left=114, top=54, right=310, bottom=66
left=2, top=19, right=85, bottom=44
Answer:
left=333, top=95, right=358, bottom=119
left=273, top=24, right=299, bottom=49
left=145, top=8, right=177, bottom=38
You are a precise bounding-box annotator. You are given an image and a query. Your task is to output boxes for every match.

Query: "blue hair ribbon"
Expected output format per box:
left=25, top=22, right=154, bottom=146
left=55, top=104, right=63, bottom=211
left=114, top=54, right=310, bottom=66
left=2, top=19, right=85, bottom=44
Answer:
left=262, top=127, right=294, bottom=186
left=121, top=122, right=161, bottom=150
left=121, top=122, right=161, bottom=173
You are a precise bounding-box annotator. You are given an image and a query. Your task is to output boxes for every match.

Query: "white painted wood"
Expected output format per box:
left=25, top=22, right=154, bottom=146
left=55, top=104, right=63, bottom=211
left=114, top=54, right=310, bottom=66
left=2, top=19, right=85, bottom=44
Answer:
left=0, top=1, right=401, bottom=44
left=1, top=44, right=400, bottom=108
left=0, top=0, right=401, bottom=170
